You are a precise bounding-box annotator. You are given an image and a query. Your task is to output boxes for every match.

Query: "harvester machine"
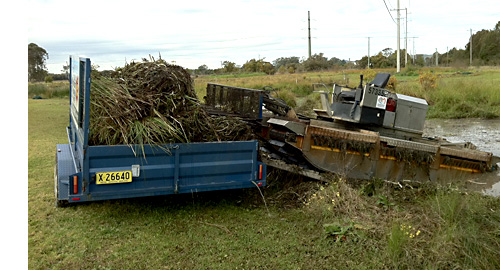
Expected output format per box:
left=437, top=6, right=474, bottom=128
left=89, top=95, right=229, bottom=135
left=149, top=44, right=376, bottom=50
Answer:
left=204, top=73, right=499, bottom=183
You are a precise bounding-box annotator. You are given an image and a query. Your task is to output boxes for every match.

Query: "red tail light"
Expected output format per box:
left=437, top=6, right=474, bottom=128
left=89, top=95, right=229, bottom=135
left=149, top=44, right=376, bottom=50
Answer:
left=73, top=175, right=78, bottom=194
left=386, top=98, right=396, bottom=112
left=258, top=164, right=263, bottom=180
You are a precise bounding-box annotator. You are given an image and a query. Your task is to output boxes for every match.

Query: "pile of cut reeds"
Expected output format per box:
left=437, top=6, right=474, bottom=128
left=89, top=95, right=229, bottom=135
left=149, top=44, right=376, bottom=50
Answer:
left=88, top=58, right=252, bottom=147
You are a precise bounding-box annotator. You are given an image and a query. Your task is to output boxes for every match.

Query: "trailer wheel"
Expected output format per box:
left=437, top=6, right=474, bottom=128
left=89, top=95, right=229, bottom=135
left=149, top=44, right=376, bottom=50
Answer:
left=54, top=154, right=68, bottom=208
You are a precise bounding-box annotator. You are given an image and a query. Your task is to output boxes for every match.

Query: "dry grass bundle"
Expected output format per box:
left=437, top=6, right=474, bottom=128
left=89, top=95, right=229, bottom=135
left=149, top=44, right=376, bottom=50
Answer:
left=89, top=58, right=252, bottom=147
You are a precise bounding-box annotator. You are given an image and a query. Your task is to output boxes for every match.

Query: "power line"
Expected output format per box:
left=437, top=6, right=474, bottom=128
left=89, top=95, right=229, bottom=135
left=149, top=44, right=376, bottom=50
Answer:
left=383, top=0, right=396, bottom=24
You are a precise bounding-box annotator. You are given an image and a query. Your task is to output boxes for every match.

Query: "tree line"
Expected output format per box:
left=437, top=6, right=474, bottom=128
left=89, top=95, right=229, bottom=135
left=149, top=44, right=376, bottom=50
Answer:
left=28, top=21, right=500, bottom=81
left=193, top=53, right=350, bottom=76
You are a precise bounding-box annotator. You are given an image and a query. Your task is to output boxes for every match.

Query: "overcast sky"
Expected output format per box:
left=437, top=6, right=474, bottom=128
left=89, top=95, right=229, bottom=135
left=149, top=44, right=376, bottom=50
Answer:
left=28, top=0, right=499, bottom=73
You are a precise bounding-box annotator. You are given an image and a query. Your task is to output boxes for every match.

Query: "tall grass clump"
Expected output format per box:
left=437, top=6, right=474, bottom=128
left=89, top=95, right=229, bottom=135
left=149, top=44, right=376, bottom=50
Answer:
left=28, top=83, right=47, bottom=97
left=427, top=76, right=500, bottom=118
left=28, top=81, right=69, bottom=98
left=423, top=190, right=500, bottom=269
left=271, top=89, right=297, bottom=108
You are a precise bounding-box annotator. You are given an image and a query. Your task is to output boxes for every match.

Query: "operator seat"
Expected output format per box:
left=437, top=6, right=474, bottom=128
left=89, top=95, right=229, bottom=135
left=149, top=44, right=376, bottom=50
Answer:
left=337, top=73, right=391, bottom=102
left=369, top=73, right=391, bottom=88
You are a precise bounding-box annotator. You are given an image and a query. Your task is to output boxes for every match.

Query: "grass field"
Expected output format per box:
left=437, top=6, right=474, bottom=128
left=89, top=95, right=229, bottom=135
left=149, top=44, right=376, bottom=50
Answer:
left=28, top=81, right=68, bottom=99
left=28, top=99, right=500, bottom=269
left=29, top=67, right=500, bottom=119
left=194, top=67, right=500, bottom=119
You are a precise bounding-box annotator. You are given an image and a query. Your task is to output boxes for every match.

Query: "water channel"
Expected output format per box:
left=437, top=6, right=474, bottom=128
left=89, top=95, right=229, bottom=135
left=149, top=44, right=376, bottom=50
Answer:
left=423, top=118, right=500, bottom=197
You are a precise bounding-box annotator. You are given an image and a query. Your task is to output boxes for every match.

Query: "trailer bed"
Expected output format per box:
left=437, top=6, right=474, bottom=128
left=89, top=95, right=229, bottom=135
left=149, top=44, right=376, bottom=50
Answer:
left=56, top=141, right=266, bottom=205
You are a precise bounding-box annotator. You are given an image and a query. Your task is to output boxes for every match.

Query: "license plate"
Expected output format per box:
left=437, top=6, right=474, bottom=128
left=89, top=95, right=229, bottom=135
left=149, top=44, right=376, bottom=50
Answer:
left=96, top=171, right=132, bottom=185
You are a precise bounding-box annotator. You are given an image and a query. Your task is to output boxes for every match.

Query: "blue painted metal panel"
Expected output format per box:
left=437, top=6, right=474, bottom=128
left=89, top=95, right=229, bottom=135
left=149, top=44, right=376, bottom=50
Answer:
left=57, top=140, right=266, bottom=204
left=68, top=56, right=91, bottom=173
left=55, top=144, right=77, bottom=202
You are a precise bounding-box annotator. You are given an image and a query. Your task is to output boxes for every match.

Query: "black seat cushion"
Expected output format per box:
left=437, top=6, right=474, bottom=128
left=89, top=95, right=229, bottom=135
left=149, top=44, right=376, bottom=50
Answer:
left=369, top=73, right=391, bottom=88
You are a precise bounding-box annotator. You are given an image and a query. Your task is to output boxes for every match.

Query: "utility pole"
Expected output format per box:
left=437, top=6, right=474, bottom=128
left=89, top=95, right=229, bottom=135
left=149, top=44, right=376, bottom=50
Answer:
left=469, top=28, right=473, bottom=66
left=367, top=37, right=371, bottom=69
left=396, top=0, right=401, bottom=72
left=446, top=46, right=449, bottom=67
left=413, top=37, right=416, bottom=64
left=308, top=11, right=312, bottom=59
left=405, top=8, right=408, bottom=67
left=408, top=36, right=418, bottom=64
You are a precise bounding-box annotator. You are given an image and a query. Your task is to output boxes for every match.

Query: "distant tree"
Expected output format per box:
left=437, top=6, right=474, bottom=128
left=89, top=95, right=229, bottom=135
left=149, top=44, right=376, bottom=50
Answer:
left=370, top=52, right=390, bottom=68
left=382, top=48, right=393, bottom=57
left=221, top=61, right=237, bottom=73
left=463, top=22, right=500, bottom=65
left=261, top=62, right=275, bottom=75
left=196, top=64, right=211, bottom=75
left=415, top=55, right=425, bottom=66
left=447, top=47, right=468, bottom=66
left=61, top=62, right=69, bottom=79
left=478, top=30, right=500, bottom=64
left=287, top=63, right=298, bottom=73
left=302, top=53, right=330, bottom=71
left=273, top=57, right=300, bottom=69
left=242, top=59, right=260, bottom=72
left=50, top=73, right=68, bottom=81
left=278, top=65, right=288, bottom=74
left=28, top=43, right=49, bottom=82
left=328, top=57, right=346, bottom=67
left=356, top=56, right=369, bottom=69
left=242, top=58, right=275, bottom=74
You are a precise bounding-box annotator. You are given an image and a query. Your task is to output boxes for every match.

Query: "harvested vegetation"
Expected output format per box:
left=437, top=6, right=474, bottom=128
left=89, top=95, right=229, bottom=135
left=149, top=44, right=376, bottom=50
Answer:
left=89, top=58, right=251, bottom=146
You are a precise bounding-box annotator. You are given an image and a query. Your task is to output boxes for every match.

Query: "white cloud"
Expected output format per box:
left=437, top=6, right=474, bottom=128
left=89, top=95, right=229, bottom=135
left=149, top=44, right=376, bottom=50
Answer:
left=28, top=0, right=500, bottom=73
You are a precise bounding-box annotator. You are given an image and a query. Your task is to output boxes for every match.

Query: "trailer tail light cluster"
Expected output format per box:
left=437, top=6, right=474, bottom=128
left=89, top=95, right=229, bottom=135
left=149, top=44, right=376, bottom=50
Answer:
left=386, top=98, right=396, bottom=112
left=258, top=164, right=263, bottom=180
left=73, top=175, right=78, bottom=194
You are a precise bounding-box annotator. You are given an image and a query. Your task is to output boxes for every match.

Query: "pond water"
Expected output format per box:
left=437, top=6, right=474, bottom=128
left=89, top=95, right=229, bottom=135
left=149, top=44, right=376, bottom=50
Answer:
left=423, top=118, right=500, bottom=197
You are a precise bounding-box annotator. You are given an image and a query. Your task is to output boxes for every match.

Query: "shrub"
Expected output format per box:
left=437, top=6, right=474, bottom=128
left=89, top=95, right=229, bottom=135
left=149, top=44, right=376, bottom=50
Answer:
left=44, top=75, right=53, bottom=83
left=387, top=76, right=398, bottom=90
left=419, top=72, right=440, bottom=90
left=278, top=65, right=287, bottom=74
left=361, top=70, right=377, bottom=82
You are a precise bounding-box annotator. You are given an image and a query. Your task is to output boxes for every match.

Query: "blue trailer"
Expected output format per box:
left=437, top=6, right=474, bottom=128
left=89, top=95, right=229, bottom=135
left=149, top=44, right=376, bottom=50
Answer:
left=54, top=56, right=266, bottom=206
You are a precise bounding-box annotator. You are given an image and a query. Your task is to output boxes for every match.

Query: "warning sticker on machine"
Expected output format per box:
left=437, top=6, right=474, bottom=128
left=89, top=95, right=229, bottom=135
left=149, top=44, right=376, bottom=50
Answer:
left=376, top=96, right=387, bottom=109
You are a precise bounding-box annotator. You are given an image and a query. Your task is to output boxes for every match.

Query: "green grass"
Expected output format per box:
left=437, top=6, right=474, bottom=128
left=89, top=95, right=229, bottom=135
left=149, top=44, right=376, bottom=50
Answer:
left=29, top=97, right=500, bottom=269
left=425, top=71, right=500, bottom=118
left=195, top=67, right=500, bottom=119
left=28, top=81, right=69, bottom=99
